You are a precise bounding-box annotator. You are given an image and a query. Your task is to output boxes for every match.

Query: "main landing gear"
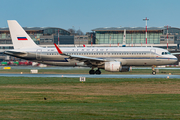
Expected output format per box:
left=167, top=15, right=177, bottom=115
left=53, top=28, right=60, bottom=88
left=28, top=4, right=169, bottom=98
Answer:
left=89, top=68, right=101, bottom=75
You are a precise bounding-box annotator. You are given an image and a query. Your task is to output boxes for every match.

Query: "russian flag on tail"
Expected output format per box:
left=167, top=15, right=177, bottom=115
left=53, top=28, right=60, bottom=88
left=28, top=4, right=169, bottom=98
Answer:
left=17, top=37, right=28, bottom=40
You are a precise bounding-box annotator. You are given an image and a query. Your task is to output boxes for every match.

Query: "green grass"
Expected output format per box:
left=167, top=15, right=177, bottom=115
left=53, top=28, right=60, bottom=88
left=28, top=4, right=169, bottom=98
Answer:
left=0, top=77, right=180, bottom=119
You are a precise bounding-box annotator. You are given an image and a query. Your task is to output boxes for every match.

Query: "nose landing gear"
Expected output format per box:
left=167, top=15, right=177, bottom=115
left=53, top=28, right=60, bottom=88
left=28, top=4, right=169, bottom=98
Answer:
left=152, top=65, right=156, bottom=75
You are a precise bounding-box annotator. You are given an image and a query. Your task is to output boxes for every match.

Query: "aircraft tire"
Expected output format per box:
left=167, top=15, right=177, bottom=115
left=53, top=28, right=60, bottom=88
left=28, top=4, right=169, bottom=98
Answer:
left=152, top=71, right=156, bottom=75
left=95, top=70, right=101, bottom=75
left=89, top=70, right=95, bottom=74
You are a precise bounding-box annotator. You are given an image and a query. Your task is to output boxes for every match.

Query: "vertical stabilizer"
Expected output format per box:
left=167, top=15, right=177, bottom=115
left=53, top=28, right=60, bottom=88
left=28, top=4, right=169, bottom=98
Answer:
left=7, top=20, right=39, bottom=49
left=122, top=29, right=126, bottom=47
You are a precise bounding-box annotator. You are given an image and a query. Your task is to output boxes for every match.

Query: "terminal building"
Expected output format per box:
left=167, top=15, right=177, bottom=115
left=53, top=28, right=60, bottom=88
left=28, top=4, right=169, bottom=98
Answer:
left=0, top=27, right=73, bottom=49
left=92, top=27, right=180, bottom=49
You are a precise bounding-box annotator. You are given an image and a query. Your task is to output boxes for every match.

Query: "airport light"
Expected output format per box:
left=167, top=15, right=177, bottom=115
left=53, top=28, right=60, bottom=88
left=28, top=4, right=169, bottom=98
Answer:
left=58, top=29, right=60, bottom=47
left=143, top=17, right=149, bottom=46
left=167, top=25, right=168, bottom=50
left=91, top=34, right=93, bottom=47
left=110, top=36, right=111, bottom=47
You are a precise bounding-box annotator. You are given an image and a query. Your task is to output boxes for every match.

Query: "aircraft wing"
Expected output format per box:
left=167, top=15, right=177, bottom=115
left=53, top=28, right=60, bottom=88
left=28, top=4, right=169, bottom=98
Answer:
left=69, top=55, right=106, bottom=62
left=4, top=51, right=27, bottom=55
left=54, top=43, right=107, bottom=66
left=70, top=55, right=106, bottom=66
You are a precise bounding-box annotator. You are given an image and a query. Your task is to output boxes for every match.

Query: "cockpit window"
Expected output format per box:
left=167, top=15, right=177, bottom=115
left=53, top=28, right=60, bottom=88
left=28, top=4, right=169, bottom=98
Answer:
left=167, top=52, right=171, bottom=55
left=162, top=52, right=171, bottom=55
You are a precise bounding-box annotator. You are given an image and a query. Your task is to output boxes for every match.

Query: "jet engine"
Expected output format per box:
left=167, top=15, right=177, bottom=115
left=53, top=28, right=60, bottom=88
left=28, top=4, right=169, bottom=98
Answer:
left=104, top=62, right=130, bottom=72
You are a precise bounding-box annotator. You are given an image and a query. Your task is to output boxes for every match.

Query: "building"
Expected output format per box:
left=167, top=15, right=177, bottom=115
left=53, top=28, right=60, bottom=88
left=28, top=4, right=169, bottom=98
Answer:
left=74, top=35, right=88, bottom=46
left=0, top=27, right=73, bottom=49
left=160, top=27, right=180, bottom=47
left=92, top=27, right=180, bottom=49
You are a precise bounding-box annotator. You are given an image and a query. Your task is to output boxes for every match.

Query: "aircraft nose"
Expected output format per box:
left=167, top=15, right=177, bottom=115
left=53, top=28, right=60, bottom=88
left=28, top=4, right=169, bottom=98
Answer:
left=173, top=55, right=178, bottom=62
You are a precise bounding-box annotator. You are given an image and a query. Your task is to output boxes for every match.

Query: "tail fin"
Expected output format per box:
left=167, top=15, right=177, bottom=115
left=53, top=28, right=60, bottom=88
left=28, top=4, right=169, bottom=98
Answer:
left=7, top=20, right=39, bottom=49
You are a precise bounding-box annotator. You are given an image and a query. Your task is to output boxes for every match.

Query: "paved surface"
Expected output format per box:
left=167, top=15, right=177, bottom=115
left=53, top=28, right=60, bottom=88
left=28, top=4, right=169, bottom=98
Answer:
left=0, top=74, right=179, bottom=78
left=1, top=66, right=180, bottom=70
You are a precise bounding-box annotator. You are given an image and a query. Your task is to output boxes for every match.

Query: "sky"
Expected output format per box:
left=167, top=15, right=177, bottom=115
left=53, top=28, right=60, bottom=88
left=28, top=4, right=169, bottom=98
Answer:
left=0, top=0, right=180, bottom=33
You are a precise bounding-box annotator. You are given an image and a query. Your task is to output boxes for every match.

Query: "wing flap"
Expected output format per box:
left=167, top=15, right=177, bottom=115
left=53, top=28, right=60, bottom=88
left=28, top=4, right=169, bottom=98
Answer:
left=70, top=55, right=106, bottom=62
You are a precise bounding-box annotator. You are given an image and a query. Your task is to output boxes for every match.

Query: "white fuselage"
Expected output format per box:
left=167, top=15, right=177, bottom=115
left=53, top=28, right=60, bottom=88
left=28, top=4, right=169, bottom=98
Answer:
left=5, top=47, right=177, bottom=67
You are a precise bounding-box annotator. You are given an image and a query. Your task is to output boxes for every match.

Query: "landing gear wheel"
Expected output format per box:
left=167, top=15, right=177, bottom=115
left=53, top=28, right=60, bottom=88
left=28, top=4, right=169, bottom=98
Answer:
left=89, top=70, right=95, bottom=75
left=95, top=69, right=101, bottom=75
left=152, top=71, right=156, bottom=75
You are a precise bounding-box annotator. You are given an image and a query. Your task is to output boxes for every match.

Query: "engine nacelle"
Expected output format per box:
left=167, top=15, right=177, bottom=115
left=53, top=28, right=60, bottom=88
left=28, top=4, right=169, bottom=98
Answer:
left=104, top=62, right=122, bottom=72
left=104, top=62, right=130, bottom=72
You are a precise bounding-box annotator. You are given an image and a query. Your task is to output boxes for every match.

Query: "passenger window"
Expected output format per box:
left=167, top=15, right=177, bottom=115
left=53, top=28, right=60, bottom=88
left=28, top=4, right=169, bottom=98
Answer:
left=162, top=52, right=164, bottom=55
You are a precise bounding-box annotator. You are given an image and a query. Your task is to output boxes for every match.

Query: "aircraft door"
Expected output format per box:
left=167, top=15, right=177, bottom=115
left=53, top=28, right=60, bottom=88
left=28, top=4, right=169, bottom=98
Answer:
left=150, top=49, right=156, bottom=59
left=36, top=49, right=42, bottom=60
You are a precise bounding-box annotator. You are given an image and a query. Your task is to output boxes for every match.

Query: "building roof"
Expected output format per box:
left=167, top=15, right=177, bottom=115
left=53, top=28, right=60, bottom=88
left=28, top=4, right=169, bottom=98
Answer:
left=0, top=27, right=70, bottom=34
left=92, top=27, right=165, bottom=31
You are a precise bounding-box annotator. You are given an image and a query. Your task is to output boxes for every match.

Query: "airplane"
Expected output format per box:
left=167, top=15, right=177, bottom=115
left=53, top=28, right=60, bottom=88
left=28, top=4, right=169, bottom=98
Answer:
left=4, top=20, right=177, bottom=75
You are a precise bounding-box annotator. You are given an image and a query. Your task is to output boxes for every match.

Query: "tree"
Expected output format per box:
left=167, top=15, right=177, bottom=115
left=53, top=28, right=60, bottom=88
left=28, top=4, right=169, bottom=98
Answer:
left=68, top=28, right=76, bottom=35
left=76, top=29, right=84, bottom=35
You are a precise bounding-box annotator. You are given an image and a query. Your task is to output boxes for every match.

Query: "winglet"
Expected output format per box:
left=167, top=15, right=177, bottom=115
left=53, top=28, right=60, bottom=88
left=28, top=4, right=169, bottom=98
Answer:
left=83, top=44, right=86, bottom=47
left=54, top=43, right=63, bottom=54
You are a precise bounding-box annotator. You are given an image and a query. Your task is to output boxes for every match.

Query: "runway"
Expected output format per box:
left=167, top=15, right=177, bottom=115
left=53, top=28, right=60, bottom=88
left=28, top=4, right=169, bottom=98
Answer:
left=0, top=73, right=179, bottom=78
left=2, top=66, right=180, bottom=70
